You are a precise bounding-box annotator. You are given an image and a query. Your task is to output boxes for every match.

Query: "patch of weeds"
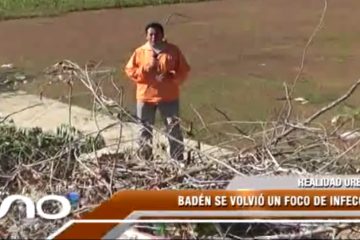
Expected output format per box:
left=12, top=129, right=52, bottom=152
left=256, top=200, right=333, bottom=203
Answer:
left=0, top=0, right=214, bottom=20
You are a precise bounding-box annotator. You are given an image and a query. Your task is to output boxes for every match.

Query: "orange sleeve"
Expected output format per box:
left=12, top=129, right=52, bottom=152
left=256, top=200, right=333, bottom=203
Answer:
left=172, top=47, right=190, bottom=85
left=124, top=50, right=152, bottom=84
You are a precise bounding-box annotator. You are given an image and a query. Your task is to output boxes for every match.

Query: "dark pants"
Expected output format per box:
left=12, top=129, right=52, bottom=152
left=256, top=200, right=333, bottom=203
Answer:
left=136, top=100, right=184, bottom=160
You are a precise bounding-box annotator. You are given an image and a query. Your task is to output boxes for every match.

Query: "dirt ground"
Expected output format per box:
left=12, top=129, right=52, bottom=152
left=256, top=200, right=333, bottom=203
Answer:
left=1, top=0, right=360, bottom=125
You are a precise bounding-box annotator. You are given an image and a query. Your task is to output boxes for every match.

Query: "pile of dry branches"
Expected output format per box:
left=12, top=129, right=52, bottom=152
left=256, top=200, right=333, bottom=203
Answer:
left=0, top=59, right=356, bottom=239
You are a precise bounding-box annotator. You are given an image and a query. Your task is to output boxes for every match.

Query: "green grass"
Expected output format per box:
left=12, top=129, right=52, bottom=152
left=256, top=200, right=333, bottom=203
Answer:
left=293, top=77, right=339, bottom=105
left=0, top=0, right=212, bottom=20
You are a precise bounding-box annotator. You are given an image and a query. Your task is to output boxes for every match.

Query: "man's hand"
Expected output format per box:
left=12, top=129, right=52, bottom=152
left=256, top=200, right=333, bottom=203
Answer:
left=148, top=53, right=158, bottom=70
left=156, top=71, right=175, bottom=83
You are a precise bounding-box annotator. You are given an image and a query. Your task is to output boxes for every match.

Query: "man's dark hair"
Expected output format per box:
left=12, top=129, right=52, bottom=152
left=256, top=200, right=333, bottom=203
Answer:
left=145, top=22, right=164, bottom=36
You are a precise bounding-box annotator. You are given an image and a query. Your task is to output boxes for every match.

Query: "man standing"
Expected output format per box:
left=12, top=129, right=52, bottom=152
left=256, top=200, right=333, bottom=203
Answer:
left=124, top=22, right=191, bottom=161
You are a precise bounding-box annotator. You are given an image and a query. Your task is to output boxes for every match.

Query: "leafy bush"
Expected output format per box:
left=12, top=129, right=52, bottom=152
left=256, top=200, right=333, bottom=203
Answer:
left=0, top=122, right=105, bottom=174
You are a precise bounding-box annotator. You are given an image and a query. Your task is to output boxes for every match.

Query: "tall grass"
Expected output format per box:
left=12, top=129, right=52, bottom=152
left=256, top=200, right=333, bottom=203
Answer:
left=0, top=0, right=211, bottom=20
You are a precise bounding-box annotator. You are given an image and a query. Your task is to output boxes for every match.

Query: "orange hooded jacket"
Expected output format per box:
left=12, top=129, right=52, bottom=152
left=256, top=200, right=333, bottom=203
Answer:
left=124, top=42, right=190, bottom=103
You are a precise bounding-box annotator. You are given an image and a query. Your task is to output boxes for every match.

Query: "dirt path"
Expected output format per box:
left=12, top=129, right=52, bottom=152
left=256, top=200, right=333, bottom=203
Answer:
left=0, top=91, right=229, bottom=158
